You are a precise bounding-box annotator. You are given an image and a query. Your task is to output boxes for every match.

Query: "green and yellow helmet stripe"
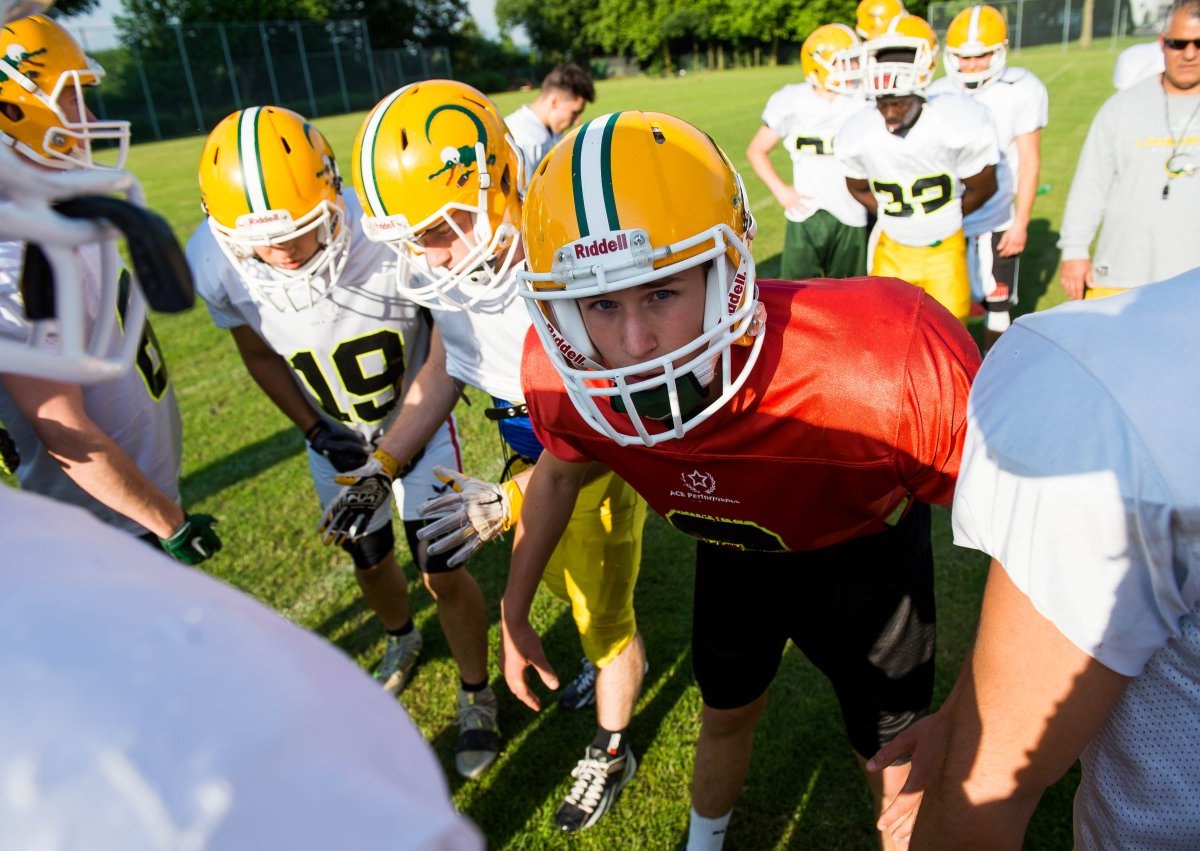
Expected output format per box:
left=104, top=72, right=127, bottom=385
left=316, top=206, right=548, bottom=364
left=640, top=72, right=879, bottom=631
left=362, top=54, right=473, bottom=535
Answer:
left=571, top=112, right=622, bottom=238
left=237, top=106, right=271, bottom=213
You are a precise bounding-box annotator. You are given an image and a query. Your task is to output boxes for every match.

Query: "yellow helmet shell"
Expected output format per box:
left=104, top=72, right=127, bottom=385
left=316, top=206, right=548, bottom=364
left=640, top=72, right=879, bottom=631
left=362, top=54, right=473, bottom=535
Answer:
left=198, top=106, right=349, bottom=311
left=0, top=14, right=129, bottom=169
left=856, top=0, right=907, bottom=39
left=351, top=80, right=522, bottom=309
left=801, top=24, right=862, bottom=92
left=862, top=14, right=939, bottom=97
left=944, top=5, right=1009, bottom=88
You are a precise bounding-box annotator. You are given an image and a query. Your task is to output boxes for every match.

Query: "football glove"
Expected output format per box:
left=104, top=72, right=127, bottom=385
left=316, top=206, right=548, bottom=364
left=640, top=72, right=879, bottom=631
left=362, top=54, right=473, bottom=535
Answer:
left=319, top=449, right=400, bottom=546
left=305, top=420, right=371, bottom=473
left=159, top=514, right=222, bottom=566
left=417, top=467, right=525, bottom=568
left=0, top=426, right=18, bottom=475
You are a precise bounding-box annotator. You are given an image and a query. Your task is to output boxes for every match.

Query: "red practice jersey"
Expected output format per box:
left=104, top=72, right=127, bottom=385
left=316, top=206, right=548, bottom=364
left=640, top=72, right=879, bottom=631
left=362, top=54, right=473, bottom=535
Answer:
left=522, top=278, right=981, bottom=552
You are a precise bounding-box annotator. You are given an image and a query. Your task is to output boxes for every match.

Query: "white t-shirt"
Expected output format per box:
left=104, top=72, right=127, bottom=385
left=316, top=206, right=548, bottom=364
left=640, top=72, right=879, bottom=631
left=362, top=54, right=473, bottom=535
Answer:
left=1113, top=41, right=1165, bottom=90
left=760, top=83, right=868, bottom=226
left=430, top=266, right=531, bottom=403
left=836, top=93, right=999, bottom=245
left=929, top=67, right=1049, bottom=235
left=0, top=241, right=183, bottom=537
left=953, top=268, right=1200, bottom=850
left=188, top=190, right=434, bottom=445
left=505, top=103, right=557, bottom=187
left=0, top=484, right=482, bottom=851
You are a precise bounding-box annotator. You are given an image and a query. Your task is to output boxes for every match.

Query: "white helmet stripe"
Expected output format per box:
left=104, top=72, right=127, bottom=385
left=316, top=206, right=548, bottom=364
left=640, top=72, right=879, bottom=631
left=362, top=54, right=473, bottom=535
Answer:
left=358, top=85, right=411, bottom=218
left=574, top=113, right=619, bottom=237
left=968, top=5, right=982, bottom=44
left=238, top=106, right=269, bottom=212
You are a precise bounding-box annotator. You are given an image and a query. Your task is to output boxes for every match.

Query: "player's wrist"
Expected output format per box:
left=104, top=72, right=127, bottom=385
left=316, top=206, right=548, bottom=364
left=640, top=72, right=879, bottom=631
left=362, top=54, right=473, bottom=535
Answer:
left=372, top=448, right=401, bottom=480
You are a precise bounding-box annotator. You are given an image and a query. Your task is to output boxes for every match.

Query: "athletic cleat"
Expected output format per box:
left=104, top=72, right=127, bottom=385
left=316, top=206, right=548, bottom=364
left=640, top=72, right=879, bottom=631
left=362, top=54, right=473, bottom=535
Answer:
left=375, top=627, right=423, bottom=695
left=555, top=745, right=637, bottom=832
left=559, top=657, right=598, bottom=710
left=455, top=686, right=500, bottom=779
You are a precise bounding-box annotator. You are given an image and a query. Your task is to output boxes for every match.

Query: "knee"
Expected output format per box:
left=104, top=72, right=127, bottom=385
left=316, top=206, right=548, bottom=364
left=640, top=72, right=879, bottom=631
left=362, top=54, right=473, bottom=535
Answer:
left=422, top=567, right=466, bottom=600
left=701, top=695, right=767, bottom=738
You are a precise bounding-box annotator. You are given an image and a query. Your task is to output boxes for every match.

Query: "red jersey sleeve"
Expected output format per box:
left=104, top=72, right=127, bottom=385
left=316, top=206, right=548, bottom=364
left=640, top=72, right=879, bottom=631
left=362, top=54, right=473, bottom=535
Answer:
left=520, top=324, right=597, bottom=465
left=895, top=294, right=982, bottom=507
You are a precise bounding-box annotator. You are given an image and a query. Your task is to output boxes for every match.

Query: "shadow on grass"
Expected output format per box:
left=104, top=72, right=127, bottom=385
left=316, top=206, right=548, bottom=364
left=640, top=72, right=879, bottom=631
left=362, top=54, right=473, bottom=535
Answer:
left=1017, top=217, right=1060, bottom=316
left=180, top=425, right=304, bottom=505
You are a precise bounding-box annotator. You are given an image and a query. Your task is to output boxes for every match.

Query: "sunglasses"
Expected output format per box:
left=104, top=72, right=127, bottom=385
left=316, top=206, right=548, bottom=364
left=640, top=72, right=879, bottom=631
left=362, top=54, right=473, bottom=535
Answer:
left=1163, top=37, right=1200, bottom=49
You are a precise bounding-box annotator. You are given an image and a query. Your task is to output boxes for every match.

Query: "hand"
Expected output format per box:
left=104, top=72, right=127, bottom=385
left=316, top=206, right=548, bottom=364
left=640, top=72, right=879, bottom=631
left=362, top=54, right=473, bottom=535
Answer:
left=416, top=467, right=524, bottom=568
left=773, top=186, right=811, bottom=219
left=866, top=713, right=946, bottom=849
left=1059, top=258, right=1092, bottom=301
left=500, top=600, right=559, bottom=712
left=996, top=221, right=1027, bottom=256
left=305, top=420, right=371, bottom=473
left=159, top=514, right=222, bottom=565
left=0, top=425, right=18, bottom=475
left=318, top=450, right=400, bottom=546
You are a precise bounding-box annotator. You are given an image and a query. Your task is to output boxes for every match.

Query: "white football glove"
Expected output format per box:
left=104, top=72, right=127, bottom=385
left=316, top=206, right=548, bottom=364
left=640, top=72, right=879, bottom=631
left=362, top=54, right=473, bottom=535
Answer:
left=417, top=467, right=524, bottom=568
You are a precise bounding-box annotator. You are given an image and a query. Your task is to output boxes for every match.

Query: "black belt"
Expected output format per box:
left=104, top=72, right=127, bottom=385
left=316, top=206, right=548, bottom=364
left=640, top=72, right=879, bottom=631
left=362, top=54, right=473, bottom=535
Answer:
left=485, top=402, right=528, bottom=421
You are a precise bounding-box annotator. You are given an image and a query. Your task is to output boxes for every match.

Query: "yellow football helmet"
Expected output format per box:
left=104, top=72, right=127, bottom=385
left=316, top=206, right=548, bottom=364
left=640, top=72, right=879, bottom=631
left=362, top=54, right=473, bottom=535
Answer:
left=351, top=80, right=522, bottom=310
left=0, top=15, right=129, bottom=169
left=944, top=5, right=1009, bottom=88
left=199, top=106, right=348, bottom=312
left=856, top=0, right=907, bottom=38
left=801, top=24, right=862, bottom=92
left=862, top=14, right=938, bottom=97
left=519, top=111, right=761, bottom=448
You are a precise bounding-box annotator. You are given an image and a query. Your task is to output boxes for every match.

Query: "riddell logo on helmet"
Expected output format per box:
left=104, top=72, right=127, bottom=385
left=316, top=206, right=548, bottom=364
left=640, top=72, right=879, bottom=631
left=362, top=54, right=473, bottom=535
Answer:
left=243, top=212, right=286, bottom=227
left=544, top=318, right=586, bottom=366
left=725, top=269, right=748, bottom=315
left=574, top=233, right=629, bottom=259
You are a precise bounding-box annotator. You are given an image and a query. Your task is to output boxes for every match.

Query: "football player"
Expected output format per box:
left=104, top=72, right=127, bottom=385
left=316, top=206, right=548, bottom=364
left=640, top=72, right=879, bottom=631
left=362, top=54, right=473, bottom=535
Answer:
left=856, top=0, right=908, bottom=39
left=505, top=62, right=596, bottom=177
left=186, top=107, right=492, bottom=751
left=0, top=14, right=220, bottom=565
left=321, top=80, right=649, bottom=830
left=930, top=5, right=1049, bottom=348
left=498, top=111, right=980, bottom=851
left=836, top=14, right=999, bottom=322
left=745, top=23, right=869, bottom=278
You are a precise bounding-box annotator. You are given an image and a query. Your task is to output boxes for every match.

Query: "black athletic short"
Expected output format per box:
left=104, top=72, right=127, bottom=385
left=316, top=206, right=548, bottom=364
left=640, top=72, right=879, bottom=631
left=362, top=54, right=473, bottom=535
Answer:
left=691, top=502, right=936, bottom=758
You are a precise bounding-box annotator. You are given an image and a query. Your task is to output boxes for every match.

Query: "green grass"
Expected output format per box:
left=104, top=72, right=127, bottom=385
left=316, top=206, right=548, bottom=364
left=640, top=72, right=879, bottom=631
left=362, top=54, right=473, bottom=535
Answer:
left=111, top=39, right=1132, bottom=849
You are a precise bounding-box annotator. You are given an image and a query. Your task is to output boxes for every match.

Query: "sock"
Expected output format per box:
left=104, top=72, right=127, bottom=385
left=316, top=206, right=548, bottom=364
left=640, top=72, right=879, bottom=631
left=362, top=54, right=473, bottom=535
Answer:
left=592, top=725, right=627, bottom=757
left=986, top=310, right=1011, bottom=332
left=387, top=619, right=414, bottom=638
left=687, top=807, right=731, bottom=851
left=460, top=677, right=488, bottom=694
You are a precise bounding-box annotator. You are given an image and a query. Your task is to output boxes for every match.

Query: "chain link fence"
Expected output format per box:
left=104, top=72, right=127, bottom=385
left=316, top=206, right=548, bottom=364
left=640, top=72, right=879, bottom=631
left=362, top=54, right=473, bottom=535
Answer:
left=928, top=0, right=1170, bottom=50
left=63, top=20, right=452, bottom=142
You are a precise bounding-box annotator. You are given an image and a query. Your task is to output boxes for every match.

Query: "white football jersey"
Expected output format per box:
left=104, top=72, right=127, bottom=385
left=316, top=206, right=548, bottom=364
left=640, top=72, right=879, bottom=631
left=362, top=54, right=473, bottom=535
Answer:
left=0, top=484, right=482, bottom=851
left=836, top=93, right=999, bottom=246
left=506, top=104, right=557, bottom=190
left=953, top=269, right=1200, bottom=850
left=929, top=67, right=1049, bottom=235
left=761, top=83, right=868, bottom=226
left=189, top=191, right=434, bottom=444
left=0, top=241, right=183, bottom=537
left=430, top=268, right=530, bottom=404
left=1113, top=40, right=1164, bottom=91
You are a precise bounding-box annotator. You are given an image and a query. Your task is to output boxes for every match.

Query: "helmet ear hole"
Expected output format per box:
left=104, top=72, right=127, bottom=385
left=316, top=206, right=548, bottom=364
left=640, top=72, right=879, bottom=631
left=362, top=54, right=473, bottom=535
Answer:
left=500, top=163, right=511, bottom=196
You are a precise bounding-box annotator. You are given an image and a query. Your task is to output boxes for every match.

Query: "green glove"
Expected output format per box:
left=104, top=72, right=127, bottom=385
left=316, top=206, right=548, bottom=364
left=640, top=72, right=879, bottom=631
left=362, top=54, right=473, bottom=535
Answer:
left=159, top=514, right=222, bottom=565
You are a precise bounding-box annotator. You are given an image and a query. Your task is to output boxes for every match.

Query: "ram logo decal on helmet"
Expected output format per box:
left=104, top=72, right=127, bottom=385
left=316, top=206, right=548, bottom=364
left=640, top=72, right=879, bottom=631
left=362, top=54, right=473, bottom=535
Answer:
left=0, top=43, right=46, bottom=83
left=425, top=103, right=495, bottom=186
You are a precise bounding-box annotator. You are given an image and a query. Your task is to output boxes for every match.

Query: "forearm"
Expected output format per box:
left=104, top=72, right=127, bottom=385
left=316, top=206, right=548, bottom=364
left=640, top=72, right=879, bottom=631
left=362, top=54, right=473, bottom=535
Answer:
left=502, top=458, right=594, bottom=622
left=1, top=374, right=185, bottom=536
left=231, top=327, right=320, bottom=432
left=374, top=342, right=460, bottom=467
left=846, top=178, right=877, bottom=214
left=1013, top=143, right=1040, bottom=229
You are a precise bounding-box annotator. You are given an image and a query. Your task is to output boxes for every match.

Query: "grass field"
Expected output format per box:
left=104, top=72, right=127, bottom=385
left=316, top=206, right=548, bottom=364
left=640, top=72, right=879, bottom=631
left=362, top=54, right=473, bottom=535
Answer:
left=97, top=39, right=1135, bottom=849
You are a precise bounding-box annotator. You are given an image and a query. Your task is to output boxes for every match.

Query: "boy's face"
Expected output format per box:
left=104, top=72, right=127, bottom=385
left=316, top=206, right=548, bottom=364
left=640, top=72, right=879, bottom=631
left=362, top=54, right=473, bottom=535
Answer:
left=577, top=265, right=707, bottom=373
left=252, top=229, right=322, bottom=270
left=876, top=94, right=923, bottom=134
left=415, top=208, right=477, bottom=270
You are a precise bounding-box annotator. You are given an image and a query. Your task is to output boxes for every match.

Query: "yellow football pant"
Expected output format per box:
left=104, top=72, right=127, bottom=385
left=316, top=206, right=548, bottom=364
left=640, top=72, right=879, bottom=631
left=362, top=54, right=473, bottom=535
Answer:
left=540, top=471, right=647, bottom=669
left=1084, top=285, right=1127, bottom=300
left=872, top=229, right=971, bottom=322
